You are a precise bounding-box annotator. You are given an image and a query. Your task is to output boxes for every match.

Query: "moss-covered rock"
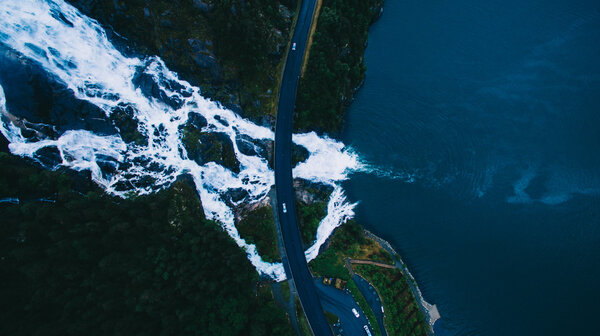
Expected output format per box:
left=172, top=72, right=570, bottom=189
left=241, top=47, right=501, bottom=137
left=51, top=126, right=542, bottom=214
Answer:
left=293, top=178, right=334, bottom=204
left=66, top=0, right=294, bottom=122
left=110, top=103, right=147, bottom=145
left=181, top=125, right=240, bottom=173
left=296, top=199, right=327, bottom=248
left=236, top=204, right=280, bottom=263
left=291, top=143, right=309, bottom=167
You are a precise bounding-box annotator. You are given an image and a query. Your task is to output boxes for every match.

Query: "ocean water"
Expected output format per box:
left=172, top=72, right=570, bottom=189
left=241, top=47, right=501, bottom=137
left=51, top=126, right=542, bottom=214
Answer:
left=343, top=0, right=600, bottom=335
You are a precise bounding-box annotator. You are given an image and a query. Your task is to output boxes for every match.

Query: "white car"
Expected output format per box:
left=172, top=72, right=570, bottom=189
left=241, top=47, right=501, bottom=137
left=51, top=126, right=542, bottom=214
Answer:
left=364, top=325, right=372, bottom=336
left=381, top=306, right=384, bottom=313
left=282, top=203, right=287, bottom=213
left=352, top=308, right=359, bottom=318
left=292, top=42, right=297, bottom=50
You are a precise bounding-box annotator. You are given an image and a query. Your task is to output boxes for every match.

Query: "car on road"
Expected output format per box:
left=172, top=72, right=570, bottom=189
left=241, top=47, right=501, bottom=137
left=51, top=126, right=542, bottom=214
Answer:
left=282, top=203, right=287, bottom=213
left=292, top=42, right=297, bottom=50
left=352, top=308, right=359, bottom=318
left=381, top=306, right=384, bottom=313
left=363, top=325, right=372, bottom=336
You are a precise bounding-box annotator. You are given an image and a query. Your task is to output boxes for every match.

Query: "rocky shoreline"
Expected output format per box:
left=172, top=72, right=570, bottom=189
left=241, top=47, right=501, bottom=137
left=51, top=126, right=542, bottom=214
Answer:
left=363, top=229, right=440, bottom=330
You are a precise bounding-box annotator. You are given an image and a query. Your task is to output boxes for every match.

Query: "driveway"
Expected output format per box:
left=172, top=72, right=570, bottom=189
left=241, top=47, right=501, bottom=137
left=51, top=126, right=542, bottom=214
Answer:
left=352, top=275, right=387, bottom=336
left=314, top=279, right=375, bottom=336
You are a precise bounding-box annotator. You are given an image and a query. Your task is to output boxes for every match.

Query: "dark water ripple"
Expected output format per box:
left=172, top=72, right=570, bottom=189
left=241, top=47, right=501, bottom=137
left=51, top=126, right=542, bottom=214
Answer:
left=343, top=0, right=600, bottom=335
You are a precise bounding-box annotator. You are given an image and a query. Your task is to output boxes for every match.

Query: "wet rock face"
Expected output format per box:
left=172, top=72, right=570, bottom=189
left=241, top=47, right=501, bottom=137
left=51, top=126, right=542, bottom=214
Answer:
left=235, top=134, right=274, bottom=168
left=293, top=178, right=334, bottom=204
left=235, top=134, right=272, bottom=158
left=193, top=0, right=214, bottom=13
left=224, top=187, right=249, bottom=208
left=66, top=0, right=294, bottom=125
left=131, top=67, right=186, bottom=110
left=66, top=0, right=223, bottom=85
left=110, top=104, right=147, bottom=145
left=291, top=143, right=309, bottom=167
left=0, top=47, right=117, bottom=141
left=188, top=39, right=220, bottom=79
left=181, top=124, right=240, bottom=173
left=187, top=112, right=208, bottom=129
left=33, top=146, right=63, bottom=168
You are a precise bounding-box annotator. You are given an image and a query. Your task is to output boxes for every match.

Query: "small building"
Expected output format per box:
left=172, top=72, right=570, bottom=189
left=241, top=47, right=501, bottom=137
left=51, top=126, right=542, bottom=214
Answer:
left=334, top=278, right=347, bottom=290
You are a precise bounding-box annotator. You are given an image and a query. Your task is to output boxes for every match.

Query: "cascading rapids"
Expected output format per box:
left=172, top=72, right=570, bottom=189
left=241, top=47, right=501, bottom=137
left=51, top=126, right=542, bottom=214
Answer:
left=0, top=0, right=364, bottom=280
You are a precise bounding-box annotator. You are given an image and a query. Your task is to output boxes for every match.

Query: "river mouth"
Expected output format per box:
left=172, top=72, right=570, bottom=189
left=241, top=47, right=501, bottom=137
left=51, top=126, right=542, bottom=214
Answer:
left=343, top=0, right=600, bottom=334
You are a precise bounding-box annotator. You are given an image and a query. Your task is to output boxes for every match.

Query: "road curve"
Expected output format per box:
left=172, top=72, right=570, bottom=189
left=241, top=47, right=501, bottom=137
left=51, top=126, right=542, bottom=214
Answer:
left=314, top=279, right=374, bottom=336
left=274, top=0, right=333, bottom=336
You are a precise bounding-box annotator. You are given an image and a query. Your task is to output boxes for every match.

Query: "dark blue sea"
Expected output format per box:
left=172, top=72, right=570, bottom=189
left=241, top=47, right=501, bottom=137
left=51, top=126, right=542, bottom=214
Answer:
left=342, top=0, right=600, bottom=335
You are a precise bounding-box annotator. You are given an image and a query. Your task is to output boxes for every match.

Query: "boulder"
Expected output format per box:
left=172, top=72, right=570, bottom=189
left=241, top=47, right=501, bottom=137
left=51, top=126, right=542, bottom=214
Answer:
left=181, top=126, right=240, bottom=173
left=0, top=47, right=117, bottom=140
left=193, top=0, right=214, bottom=12
left=293, top=178, right=334, bottom=204
left=291, top=143, right=309, bottom=167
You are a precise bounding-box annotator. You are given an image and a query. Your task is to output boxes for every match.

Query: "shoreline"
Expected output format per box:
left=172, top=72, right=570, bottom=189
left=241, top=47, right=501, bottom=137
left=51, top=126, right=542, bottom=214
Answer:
left=363, top=229, right=441, bottom=330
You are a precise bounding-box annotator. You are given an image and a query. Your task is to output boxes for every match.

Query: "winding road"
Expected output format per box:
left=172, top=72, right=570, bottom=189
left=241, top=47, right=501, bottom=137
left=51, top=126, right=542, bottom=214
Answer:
left=274, top=0, right=333, bottom=335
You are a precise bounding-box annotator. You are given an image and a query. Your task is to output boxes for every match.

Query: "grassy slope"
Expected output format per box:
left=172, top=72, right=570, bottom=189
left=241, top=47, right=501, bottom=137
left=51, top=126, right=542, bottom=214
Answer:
left=355, top=265, right=428, bottom=336
left=309, top=221, right=429, bottom=336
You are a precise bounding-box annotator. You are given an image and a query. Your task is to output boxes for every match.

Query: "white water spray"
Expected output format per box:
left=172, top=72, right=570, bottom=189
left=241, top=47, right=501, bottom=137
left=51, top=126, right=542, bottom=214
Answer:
left=0, top=0, right=365, bottom=280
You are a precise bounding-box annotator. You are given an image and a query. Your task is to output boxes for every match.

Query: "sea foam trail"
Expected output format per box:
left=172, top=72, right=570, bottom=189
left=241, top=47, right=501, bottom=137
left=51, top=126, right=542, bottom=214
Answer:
left=0, top=0, right=361, bottom=280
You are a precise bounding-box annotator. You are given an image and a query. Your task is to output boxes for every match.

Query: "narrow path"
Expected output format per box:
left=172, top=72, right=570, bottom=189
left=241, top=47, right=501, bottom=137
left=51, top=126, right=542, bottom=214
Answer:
left=363, top=230, right=441, bottom=329
left=273, top=0, right=332, bottom=335
left=349, top=259, right=396, bottom=269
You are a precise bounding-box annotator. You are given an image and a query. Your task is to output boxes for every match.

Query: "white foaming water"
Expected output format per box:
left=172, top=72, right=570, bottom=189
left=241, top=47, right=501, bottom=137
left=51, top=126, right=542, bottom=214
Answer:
left=293, top=132, right=365, bottom=184
left=0, top=0, right=363, bottom=280
left=304, top=186, right=357, bottom=261
left=10, top=130, right=127, bottom=187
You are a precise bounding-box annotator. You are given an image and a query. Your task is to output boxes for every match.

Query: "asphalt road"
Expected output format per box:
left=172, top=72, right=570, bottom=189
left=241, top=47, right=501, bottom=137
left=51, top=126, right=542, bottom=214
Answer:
left=352, top=275, right=387, bottom=336
left=274, top=0, right=333, bottom=335
left=314, top=280, right=375, bottom=336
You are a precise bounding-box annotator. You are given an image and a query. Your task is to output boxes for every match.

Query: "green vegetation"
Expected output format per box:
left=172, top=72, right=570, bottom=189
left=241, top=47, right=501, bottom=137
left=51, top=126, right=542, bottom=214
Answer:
left=295, top=298, right=312, bottom=336
left=67, top=0, right=295, bottom=120
left=309, top=221, right=381, bottom=334
left=309, top=246, right=350, bottom=280
left=310, top=220, right=428, bottom=335
left=295, top=0, right=383, bottom=135
left=210, top=0, right=294, bottom=117
left=309, top=220, right=364, bottom=280
left=181, top=124, right=240, bottom=173
left=253, top=284, right=296, bottom=336
left=347, top=280, right=382, bottom=336
left=291, top=143, right=310, bottom=167
left=2, top=0, right=428, bottom=334
left=296, top=199, right=327, bottom=248
left=281, top=280, right=291, bottom=302
left=236, top=205, right=280, bottom=263
left=110, top=104, right=147, bottom=145
left=0, top=152, right=293, bottom=336
left=323, top=310, right=339, bottom=325
left=355, top=265, right=429, bottom=336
